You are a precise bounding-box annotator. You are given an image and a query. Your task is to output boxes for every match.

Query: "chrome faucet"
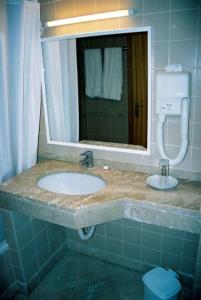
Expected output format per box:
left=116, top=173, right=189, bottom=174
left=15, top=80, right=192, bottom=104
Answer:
left=80, top=151, right=93, bottom=168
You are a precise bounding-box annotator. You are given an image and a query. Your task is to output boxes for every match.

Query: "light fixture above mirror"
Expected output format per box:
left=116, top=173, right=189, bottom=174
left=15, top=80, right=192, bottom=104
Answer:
left=45, top=9, right=138, bottom=28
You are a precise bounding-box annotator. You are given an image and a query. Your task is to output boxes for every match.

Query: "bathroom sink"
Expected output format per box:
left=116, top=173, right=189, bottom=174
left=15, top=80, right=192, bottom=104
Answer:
left=37, top=172, right=106, bottom=195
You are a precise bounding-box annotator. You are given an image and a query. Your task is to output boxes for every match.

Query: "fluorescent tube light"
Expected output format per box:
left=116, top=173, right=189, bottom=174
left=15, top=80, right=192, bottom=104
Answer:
left=46, top=9, right=137, bottom=28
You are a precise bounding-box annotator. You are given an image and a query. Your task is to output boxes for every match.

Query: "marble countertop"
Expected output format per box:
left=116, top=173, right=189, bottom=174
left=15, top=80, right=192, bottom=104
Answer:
left=0, top=160, right=201, bottom=233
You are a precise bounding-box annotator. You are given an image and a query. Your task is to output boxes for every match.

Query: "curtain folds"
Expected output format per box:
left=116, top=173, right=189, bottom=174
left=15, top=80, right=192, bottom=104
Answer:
left=42, top=39, right=79, bottom=143
left=0, top=33, right=12, bottom=182
left=15, top=0, right=42, bottom=173
left=0, top=0, right=42, bottom=181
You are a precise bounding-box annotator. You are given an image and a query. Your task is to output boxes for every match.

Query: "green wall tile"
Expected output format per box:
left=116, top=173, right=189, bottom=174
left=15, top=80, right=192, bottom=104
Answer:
left=23, top=257, right=38, bottom=282
left=90, top=234, right=105, bottom=251
left=66, top=228, right=74, bottom=240
left=1, top=210, right=13, bottom=231
left=184, top=232, right=199, bottom=242
left=11, top=250, right=21, bottom=269
left=96, top=224, right=105, bottom=235
left=142, top=223, right=162, bottom=233
left=142, top=247, right=161, bottom=265
left=183, top=240, right=198, bottom=259
left=37, top=246, right=50, bottom=266
left=181, top=257, right=196, bottom=275
left=123, top=219, right=142, bottom=229
left=124, top=242, right=141, bottom=260
left=20, top=241, right=36, bottom=267
left=12, top=212, right=30, bottom=230
left=162, top=227, right=184, bottom=239
left=47, top=223, right=62, bottom=243
left=142, top=231, right=161, bottom=251
left=161, top=252, right=181, bottom=270
left=124, top=226, right=141, bottom=245
left=106, top=237, right=123, bottom=256
left=162, top=236, right=183, bottom=256
left=0, top=269, right=10, bottom=295
left=34, top=228, right=48, bottom=254
left=16, top=222, right=33, bottom=249
left=105, top=222, right=123, bottom=240
left=31, top=218, right=48, bottom=235
left=194, top=263, right=201, bottom=285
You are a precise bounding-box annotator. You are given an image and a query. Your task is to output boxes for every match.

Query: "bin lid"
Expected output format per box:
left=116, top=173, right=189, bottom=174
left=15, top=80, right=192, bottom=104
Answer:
left=142, top=267, right=181, bottom=299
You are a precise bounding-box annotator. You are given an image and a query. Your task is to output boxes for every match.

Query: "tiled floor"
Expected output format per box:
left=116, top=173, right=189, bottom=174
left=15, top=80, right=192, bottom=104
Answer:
left=13, top=250, right=144, bottom=300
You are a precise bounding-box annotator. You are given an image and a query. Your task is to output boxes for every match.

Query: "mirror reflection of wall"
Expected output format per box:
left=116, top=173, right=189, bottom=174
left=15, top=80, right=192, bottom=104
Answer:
left=41, top=30, right=148, bottom=149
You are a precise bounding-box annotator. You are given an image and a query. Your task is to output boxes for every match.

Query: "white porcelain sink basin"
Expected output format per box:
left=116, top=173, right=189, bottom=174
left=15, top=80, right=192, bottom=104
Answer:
left=37, top=172, right=106, bottom=195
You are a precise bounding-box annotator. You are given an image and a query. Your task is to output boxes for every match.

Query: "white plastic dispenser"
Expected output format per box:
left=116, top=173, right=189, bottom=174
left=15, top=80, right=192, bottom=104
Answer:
left=156, top=66, right=190, bottom=166
left=156, top=68, right=190, bottom=116
left=147, top=65, right=190, bottom=190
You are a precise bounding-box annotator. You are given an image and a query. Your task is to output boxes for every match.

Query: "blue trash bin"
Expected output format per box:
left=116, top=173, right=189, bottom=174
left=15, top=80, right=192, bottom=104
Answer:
left=142, top=267, right=181, bottom=300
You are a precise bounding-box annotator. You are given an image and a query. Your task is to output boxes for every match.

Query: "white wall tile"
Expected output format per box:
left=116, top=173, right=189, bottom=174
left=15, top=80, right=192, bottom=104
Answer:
left=154, top=41, right=169, bottom=68
left=143, top=12, right=170, bottom=41
left=118, top=0, right=143, bottom=11
left=193, top=97, right=201, bottom=123
left=39, top=0, right=201, bottom=178
left=170, top=40, right=197, bottom=68
left=190, top=147, right=201, bottom=172
left=166, top=145, right=191, bottom=171
left=197, top=40, right=201, bottom=68
left=167, top=121, right=181, bottom=146
left=151, top=119, right=157, bottom=143
left=119, top=15, right=143, bottom=29
left=190, top=69, right=197, bottom=97
left=94, top=0, right=118, bottom=13
left=192, top=123, right=201, bottom=147
left=196, top=68, right=201, bottom=97
left=171, top=0, right=200, bottom=10
left=55, top=0, right=76, bottom=19
left=143, top=0, right=170, bottom=14
left=171, top=9, right=199, bottom=40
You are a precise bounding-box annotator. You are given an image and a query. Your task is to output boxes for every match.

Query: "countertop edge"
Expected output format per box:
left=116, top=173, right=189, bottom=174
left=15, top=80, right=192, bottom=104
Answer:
left=1, top=191, right=200, bottom=233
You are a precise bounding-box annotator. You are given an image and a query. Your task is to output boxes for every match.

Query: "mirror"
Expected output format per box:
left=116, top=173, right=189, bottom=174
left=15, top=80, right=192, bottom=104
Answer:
left=41, top=27, right=151, bottom=153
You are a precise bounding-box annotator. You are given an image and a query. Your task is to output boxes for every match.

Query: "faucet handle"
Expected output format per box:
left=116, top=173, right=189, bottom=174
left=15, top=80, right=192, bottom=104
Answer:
left=80, top=151, right=94, bottom=168
left=81, top=150, right=93, bottom=158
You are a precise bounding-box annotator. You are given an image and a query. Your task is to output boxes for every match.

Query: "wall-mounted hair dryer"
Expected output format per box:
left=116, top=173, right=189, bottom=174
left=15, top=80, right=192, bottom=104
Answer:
left=146, top=65, right=190, bottom=190
left=156, top=65, right=190, bottom=166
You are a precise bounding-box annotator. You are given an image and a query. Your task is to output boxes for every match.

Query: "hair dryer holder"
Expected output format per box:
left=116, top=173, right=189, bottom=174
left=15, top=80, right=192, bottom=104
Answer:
left=147, top=66, right=190, bottom=190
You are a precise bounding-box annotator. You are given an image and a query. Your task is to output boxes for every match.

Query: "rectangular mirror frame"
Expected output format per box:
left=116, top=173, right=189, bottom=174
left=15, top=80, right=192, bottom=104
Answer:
left=41, top=26, right=151, bottom=155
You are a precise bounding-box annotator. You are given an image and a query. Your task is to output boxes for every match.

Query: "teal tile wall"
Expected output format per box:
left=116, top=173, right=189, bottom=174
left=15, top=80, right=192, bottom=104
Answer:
left=193, top=237, right=201, bottom=299
left=66, top=219, right=200, bottom=281
left=0, top=247, right=16, bottom=299
left=0, top=209, right=17, bottom=299
left=2, top=210, right=200, bottom=298
left=1, top=211, right=200, bottom=299
left=1, top=209, right=68, bottom=296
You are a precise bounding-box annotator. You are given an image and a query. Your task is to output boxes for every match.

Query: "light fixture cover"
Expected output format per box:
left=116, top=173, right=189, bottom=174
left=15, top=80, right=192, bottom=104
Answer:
left=46, top=9, right=137, bottom=28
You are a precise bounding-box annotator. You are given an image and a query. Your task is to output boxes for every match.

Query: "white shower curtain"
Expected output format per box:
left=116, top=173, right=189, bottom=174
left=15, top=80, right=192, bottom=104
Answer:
left=42, top=39, right=79, bottom=143
left=14, top=0, right=42, bottom=173
left=0, top=33, right=12, bottom=182
left=0, top=0, right=41, bottom=180
left=0, top=31, right=11, bottom=250
left=0, top=0, right=41, bottom=253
